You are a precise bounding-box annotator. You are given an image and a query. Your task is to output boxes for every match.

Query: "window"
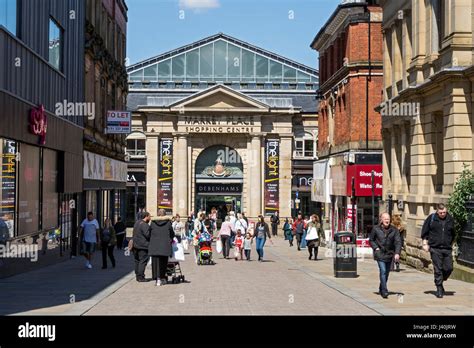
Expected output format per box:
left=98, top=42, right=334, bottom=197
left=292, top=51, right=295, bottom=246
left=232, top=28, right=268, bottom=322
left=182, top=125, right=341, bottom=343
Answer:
left=126, top=137, right=146, bottom=156
left=48, top=18, right=63, bottom=70
left=294, top=132, right=316, bottom=158
left=18, top=144, right=40, bottom=236
left=0, top=138, right=17, bottom=238
left=0, top=0, right=17, bottom=35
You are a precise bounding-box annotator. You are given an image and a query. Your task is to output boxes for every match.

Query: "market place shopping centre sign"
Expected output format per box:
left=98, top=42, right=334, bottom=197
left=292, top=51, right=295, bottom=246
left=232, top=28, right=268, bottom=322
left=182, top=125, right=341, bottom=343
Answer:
left=179, top=115, right=260, bottom=133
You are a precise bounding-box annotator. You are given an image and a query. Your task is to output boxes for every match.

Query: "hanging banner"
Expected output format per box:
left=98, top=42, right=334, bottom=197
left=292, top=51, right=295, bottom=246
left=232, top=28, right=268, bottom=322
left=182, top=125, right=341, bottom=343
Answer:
left=158, top=139, right=173, bottom=213
left=264, top=139, right=279, bottom=215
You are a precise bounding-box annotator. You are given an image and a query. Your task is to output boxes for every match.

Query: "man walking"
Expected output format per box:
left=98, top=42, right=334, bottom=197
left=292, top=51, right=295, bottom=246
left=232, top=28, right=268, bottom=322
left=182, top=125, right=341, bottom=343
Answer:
left=114, top=217, right=126, bottom=250
left=132, top=212, right=151, bottom=282
left=421, top=203, right=455, bottom=298
left=369, top=212, right=402, bottom=299
left=79, top=212, right=100, bottom=269
left=270, top=211, right=280, bottom=237
left=292, top=213, right=306, bottom=251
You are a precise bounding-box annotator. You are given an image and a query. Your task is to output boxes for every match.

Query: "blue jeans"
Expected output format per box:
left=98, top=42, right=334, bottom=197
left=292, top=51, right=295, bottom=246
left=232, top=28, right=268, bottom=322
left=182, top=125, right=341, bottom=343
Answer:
left=377, top=260, right=392, bottom=293
left=256, top=237, right=266, bottom=259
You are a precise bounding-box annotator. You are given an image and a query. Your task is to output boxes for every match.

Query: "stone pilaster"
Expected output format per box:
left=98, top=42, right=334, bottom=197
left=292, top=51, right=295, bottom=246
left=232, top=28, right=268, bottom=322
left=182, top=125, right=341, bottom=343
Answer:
left=146, top=135, right=159, bottom=216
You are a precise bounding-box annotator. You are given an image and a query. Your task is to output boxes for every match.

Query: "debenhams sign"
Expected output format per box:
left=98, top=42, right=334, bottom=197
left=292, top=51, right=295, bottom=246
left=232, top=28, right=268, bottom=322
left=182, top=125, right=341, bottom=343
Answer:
left=181, top=116, right=257, bottom=133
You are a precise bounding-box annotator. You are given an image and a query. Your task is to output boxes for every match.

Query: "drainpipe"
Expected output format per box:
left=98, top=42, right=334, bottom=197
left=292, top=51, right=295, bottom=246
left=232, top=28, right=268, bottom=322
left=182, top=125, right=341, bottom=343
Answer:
left=365, top=3, right=372, bottom=152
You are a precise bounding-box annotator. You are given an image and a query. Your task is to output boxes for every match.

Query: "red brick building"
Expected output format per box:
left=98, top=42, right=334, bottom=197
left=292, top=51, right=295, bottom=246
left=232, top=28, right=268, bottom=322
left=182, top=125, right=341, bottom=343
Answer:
left=310, top=1, right=384, bottom=244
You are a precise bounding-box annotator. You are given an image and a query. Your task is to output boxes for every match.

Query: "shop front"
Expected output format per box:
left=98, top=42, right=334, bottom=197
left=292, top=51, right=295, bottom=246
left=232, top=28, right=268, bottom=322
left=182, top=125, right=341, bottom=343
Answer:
left=82, top=151, right=127, bottom=229
left=0, top=101, right=83, bottom=278
left=328, top=153, right=383, bottom=247
left=142, top=85, right=295, bottom=221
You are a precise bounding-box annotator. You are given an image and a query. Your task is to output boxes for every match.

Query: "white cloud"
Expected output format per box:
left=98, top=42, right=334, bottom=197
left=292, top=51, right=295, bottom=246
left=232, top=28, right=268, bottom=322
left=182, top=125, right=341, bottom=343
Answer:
left=179, top=0, right=220, bottom=10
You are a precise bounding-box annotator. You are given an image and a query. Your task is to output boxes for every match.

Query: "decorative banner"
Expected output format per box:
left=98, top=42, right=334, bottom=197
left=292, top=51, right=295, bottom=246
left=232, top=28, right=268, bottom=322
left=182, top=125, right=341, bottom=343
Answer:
left=158, top=139, right=173, bottom=213
left=264, top=139, right=279, bottom=215
left=1, top=139, right=16, bottom=237
left=106, top=110, right=131, bottom=134
left=83, top=151, right=127, bottom=182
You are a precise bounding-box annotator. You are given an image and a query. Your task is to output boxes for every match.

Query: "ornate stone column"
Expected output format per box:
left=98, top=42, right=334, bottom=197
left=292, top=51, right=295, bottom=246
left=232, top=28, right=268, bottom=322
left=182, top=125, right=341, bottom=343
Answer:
left=146, top=134, right=159, bottom=216
left=173, top=133, right=188, bottom=216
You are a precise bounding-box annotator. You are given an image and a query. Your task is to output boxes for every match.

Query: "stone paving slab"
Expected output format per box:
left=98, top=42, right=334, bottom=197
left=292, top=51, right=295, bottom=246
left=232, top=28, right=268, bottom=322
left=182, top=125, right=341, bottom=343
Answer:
left=0, top=237, right=472, bottom=316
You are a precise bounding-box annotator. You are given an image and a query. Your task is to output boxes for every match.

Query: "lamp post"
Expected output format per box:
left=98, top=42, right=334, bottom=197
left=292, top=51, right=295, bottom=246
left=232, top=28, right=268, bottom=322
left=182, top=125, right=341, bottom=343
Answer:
left=351, top=177, right=356, bottom=235
left=388, top=193, right=393, bottom=218
left=371, top=170, right=375, bottom=230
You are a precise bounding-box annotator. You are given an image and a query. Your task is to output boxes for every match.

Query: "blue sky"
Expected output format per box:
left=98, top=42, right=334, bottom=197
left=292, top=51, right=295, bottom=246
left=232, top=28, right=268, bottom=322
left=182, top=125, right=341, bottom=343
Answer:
left=126, top=0, right=340, bottom=69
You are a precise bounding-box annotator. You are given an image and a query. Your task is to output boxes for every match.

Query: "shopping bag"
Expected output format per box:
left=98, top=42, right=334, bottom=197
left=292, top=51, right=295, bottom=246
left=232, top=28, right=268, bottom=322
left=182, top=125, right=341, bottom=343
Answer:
left=305, top=227, right=318, bottom=240
left=300, top=231, right=307, bottom=248
left=233, top=247, right=240, bottom=258
left=170, top=243, right=185, bottom=262
left=182, top=238, right=189, bottom=251
left=216, top=239, right=223, bottom=254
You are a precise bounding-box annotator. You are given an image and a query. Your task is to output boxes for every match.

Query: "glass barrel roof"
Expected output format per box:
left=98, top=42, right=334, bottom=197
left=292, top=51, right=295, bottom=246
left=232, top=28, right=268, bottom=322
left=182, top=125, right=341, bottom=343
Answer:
left=128, top=38, right=318, bottom=85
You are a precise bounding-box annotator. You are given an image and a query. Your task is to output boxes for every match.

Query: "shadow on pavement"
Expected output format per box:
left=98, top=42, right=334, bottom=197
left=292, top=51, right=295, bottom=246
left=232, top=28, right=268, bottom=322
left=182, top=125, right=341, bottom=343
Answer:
left=0, top=249, right=135, bottom=315
left=424, top=290, right=456, bottom=296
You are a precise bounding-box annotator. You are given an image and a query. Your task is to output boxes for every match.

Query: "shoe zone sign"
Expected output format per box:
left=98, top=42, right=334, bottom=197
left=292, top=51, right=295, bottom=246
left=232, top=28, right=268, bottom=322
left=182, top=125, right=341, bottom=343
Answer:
left=106, top=111, right=131, bottom=134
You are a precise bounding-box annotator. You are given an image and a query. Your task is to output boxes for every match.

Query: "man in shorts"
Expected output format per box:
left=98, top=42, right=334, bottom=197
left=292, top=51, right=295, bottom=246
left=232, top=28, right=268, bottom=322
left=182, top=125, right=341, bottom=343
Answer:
left=79, top=212, right=100, bottom=269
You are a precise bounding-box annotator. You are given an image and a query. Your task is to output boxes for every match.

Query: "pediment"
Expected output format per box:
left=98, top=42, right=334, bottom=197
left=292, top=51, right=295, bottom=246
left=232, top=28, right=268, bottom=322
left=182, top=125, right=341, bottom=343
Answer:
left=170, top=85, right=269, bottom=111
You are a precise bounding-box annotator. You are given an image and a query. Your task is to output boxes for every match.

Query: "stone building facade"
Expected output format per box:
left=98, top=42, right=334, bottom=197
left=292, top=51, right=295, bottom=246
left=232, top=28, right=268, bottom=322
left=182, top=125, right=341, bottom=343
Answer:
left=379, top=0, right=474, bottom=272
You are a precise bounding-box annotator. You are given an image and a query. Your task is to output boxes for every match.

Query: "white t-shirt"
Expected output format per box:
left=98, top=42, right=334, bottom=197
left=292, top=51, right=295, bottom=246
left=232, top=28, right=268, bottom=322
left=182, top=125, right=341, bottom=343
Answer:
left=81, top=219, right=99, bottom=243
left=235, top=219, right=248, bottom=233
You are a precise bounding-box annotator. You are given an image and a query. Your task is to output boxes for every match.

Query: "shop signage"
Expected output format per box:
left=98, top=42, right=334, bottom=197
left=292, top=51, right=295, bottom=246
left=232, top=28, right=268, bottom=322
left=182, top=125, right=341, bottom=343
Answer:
left=83, top=151, right=127, bottom=182
left=182, top=115, right=257, bottom=133
left=127, top=172, right=146, bottom=183
left=106, top=111, right=131, bottom=134
left=346, top=164, right=383, bottom=197
left=29, top=104, right=47, bottom=145
left=346, top=204, right=357, bottom=233
left=1, top=140, right=16, bottom=234
left=158, top=139, right=173, bottom=212
left=264, top=139, right=279, bottom=215
left=196, top=183, right=242, bottom=194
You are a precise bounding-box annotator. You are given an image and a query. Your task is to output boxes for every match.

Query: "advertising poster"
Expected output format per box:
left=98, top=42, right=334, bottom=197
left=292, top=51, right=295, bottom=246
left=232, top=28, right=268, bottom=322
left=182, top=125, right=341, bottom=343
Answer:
left=158, top=139, right=173, bottom=213
left=264, top=139, right=279, bottom=215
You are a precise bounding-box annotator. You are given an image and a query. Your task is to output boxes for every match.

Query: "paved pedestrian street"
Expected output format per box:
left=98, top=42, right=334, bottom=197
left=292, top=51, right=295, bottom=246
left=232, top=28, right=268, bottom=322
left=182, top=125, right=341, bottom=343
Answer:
left=0, top=238, right=472, bottom=316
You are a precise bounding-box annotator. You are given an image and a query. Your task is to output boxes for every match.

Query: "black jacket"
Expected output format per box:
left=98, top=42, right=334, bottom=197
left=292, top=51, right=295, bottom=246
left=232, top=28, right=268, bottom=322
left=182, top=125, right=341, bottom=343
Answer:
left=132, top=220, right=151, bottom=250
left=421, top=213, right=455, bottom=250
left=369, top=224, right=402, bottom=262
left=148, top=216, right=175, bottom=257
left=271, top=214, right=280, bottom=225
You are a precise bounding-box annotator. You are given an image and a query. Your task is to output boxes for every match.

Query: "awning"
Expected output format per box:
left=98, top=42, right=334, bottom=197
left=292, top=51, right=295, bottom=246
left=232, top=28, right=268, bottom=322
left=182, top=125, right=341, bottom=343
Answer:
left=311, top=159, right=331, bottom=203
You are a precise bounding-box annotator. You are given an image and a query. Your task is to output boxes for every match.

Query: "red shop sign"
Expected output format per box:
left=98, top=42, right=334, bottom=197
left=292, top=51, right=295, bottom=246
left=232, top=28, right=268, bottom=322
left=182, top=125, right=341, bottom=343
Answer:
left=30, top=104, right=47, bottom=145
left=346, top=164, right=383, bottom=197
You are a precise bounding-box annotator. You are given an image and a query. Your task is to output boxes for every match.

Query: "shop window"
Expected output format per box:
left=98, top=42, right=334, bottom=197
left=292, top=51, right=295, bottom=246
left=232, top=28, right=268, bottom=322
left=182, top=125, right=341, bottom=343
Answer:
left=42, top=149, right=58, bottom=230
left=18, top=144, right=40, bottom=236
left=48, top=17, right=63, bottom=71
left=0, top=138, right=17, bottom=238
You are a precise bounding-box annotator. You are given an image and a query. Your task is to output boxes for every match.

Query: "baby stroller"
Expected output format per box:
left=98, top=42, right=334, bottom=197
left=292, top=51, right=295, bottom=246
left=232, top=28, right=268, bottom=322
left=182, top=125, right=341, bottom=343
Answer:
left=197, top=231, right=215, bottom=265
left=166, top=262, right=185, bottom=284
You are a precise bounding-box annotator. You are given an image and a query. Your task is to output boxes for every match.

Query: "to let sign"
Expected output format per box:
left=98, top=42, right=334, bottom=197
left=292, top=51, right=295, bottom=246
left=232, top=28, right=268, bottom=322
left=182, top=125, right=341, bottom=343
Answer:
left=106, top=111, right=131, bottom=134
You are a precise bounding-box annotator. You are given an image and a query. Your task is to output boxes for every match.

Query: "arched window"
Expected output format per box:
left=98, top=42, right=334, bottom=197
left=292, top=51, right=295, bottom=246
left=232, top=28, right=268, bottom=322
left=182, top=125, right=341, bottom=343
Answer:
left=125, top=132, right=146, bottom=157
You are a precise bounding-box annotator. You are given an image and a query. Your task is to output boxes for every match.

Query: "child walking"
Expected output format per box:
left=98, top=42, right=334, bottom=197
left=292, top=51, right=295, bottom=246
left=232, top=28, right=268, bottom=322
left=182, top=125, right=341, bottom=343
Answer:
left=234, top=229, right=245, bottom=261
left=243, top=233, right=252, bottom=261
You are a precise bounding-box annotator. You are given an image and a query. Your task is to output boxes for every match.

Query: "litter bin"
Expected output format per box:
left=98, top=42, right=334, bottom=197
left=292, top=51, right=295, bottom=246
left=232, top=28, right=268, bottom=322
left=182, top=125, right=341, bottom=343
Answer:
left=333, top=231, right=357, bottom=278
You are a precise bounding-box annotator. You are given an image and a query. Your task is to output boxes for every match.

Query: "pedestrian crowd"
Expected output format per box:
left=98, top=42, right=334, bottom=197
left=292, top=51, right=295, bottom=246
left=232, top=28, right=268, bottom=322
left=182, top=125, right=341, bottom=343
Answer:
left=77, top=202, right=457, bottom=298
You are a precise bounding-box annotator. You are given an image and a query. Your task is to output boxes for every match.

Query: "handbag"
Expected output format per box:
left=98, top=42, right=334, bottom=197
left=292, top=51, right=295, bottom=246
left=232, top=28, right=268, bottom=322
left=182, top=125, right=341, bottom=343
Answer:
left=305, top=227, right=319, bottom=241
left=216, top=239, right=223, bottom=254
left=182, top=238, right=189, bottom=251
